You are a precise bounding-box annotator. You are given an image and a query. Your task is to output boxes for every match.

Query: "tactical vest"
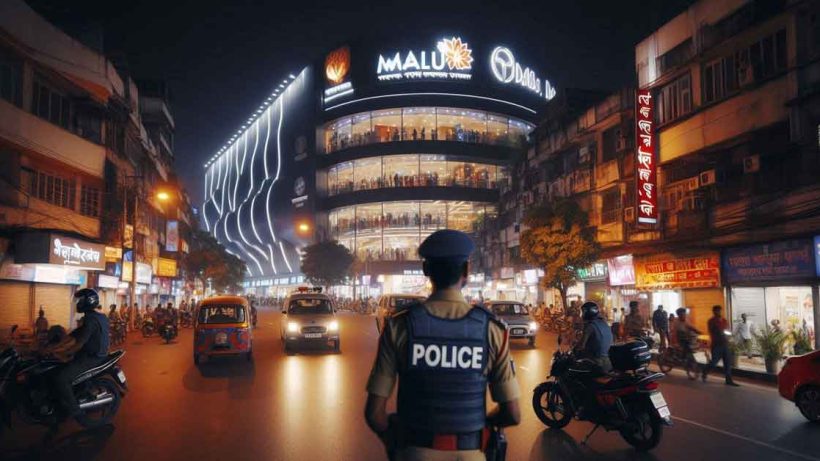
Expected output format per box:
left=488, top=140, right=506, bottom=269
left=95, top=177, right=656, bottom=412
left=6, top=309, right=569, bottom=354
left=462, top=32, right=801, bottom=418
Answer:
left=397, top=304, right=489, bottom=434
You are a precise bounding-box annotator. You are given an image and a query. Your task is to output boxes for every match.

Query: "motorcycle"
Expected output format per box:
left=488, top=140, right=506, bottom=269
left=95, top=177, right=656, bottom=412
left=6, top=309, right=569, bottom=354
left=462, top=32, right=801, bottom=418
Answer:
left=141, top=317, right=155, bottom=338
left=109, top=321, right=126, bottom=346
left=532, top=338, right=672, bottom=451
left=0, top=331, right=128, bottom=437
left=159, top=321, right=178, bottom=344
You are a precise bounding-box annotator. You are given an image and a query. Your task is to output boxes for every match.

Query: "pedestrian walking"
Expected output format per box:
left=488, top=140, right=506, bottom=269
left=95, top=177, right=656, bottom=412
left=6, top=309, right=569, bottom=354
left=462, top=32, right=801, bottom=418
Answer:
left=734, top=313, right=754, bottom=358
left=652, top=304, right=670, bottom=349
left=702, top=305, right=739, bottom=386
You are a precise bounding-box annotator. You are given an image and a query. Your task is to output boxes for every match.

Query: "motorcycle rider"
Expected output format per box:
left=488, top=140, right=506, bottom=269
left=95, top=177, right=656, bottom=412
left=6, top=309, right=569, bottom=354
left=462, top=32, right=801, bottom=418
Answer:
left=574, top=301, right=614, bottom=373
left=674, top=307, right=701, bottom=360
left=46, top=288, right=109, bottom=418
left=364, top=229, right=520, bottom=461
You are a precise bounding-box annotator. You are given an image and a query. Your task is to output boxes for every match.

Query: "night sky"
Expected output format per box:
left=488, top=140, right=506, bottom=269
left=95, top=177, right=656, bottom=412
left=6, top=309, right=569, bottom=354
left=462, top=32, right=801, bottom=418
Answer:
left=28, top=0, right=694, bottom=206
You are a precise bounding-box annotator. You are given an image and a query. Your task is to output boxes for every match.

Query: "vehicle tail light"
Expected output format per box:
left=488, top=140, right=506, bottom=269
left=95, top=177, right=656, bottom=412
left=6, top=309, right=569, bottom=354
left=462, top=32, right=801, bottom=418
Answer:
left=641, top=382, right=659, bottom=391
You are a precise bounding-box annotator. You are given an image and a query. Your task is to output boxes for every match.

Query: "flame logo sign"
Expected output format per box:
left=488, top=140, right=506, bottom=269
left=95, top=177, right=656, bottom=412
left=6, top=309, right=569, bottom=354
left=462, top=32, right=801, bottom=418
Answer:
left=325, top=46, right=350, bottom=85
left=437, top=37, right=473, bottom=71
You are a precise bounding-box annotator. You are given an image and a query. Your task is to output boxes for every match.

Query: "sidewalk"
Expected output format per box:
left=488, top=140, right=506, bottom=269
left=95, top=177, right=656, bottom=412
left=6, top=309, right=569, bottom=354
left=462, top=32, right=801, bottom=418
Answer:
left=692, top=351, right=777, bottom=384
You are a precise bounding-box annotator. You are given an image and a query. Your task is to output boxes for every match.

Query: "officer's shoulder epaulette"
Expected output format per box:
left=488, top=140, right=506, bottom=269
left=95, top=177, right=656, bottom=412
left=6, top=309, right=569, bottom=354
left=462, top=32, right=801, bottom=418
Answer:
left=390, top=302, right=423, bottom=319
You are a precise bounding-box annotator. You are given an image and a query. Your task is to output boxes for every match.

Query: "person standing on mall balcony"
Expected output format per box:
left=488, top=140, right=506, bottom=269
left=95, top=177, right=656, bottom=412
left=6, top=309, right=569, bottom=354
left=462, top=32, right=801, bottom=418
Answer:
left=702, top=305, right=740, bottom=386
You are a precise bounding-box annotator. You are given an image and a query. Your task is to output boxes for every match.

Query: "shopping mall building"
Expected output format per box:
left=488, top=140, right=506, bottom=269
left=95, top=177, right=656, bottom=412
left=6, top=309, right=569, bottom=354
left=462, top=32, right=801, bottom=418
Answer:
left=201, top=35, right=555, bottom=297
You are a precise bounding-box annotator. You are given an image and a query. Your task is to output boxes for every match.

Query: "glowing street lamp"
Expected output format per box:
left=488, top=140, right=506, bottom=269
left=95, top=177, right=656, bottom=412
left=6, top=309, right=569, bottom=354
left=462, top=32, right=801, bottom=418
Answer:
left=156, top=191, right=171, bottom=201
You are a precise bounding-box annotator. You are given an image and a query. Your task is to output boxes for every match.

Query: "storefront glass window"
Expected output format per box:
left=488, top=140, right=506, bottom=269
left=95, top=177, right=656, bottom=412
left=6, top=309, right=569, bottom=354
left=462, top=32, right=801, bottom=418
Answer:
left=486, top=114, right=509, bottom=145
left=356, top=235, right=382, bottom=261
left=420, top=201, right=446, bottom=231
left=351, top=112, right=372, bottom=147
left=333, top=161, right=354, bottom=196
left=419, top=154, right=447, bottom=187
left=353, top=157, right=382, bottom=191
left=323, top=107, right=534, bottom=152
left=402, top=107, right=436, bottom=141
left=448, top=201, right=488, bottom=232
left=330, top=206, right=354, bottom=236
left=372, top=109, right=402, bottom=142
left=383, top=154, right=419, bottom=188
left=356, top=203, right=383, bottom=234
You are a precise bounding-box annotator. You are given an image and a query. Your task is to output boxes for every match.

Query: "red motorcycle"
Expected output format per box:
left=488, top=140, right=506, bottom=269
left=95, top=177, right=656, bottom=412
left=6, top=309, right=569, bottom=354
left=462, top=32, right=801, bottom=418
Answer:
left=532, top=339, right=672, bottom=451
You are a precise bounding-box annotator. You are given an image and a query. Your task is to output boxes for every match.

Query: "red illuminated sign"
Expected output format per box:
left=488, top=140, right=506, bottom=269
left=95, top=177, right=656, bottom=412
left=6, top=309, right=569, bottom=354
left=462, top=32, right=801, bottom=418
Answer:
left=635, top=89, right=657, bottom=224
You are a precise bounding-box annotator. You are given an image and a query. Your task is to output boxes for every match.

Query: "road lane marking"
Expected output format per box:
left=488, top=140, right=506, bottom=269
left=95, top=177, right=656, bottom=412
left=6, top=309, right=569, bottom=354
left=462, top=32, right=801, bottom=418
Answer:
left=672, top=416, right=820, bottom=461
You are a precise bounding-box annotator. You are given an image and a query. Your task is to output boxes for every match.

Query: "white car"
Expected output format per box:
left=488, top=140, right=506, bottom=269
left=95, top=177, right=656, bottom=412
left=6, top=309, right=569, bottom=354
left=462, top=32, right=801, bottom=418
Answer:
left=486, top=301, right=538, bottom=347
left=280, top=291, right=340, bottom=354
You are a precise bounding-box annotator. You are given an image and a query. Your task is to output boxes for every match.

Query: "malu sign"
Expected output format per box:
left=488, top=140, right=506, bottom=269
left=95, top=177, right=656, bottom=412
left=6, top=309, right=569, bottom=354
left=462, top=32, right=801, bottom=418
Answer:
left=377, top=37, right=474, bottom=81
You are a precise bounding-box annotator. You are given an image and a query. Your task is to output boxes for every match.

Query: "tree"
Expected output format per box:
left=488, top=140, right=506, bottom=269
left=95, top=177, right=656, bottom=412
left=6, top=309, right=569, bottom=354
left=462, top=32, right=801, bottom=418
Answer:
left=301, top=240, right=354, bottom=289
left=519, top=200, right=600, bottom=311
left=182, top=230, right=247, bottom=294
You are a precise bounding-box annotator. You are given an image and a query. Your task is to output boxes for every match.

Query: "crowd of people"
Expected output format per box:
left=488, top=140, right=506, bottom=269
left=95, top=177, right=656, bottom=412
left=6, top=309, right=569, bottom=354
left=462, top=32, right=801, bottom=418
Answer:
left=326, top=124, right=526, bottom=153
left=329, top=168, right=496, bottom=196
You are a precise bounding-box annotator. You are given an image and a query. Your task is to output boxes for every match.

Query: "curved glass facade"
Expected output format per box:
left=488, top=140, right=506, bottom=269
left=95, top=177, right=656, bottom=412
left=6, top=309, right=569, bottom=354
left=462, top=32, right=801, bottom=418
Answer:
left=323, top=107, right=534, bottom=153
left=329, top=201, right=496, bottom=262
left=327, top=154, right=509, bottom=196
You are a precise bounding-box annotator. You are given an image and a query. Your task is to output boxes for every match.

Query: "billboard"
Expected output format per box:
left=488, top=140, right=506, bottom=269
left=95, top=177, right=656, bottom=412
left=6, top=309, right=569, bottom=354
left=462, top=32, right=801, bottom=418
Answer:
left=635, top=89, right=658, bottom=225
left=635, top=252, right=720, bottom=290
left=166, top=220, right=179, bottom=252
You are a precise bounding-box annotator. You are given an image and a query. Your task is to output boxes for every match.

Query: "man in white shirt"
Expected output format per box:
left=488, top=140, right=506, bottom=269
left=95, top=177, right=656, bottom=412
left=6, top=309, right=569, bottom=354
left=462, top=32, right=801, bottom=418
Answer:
left=735, top=313, right=754, bottom=358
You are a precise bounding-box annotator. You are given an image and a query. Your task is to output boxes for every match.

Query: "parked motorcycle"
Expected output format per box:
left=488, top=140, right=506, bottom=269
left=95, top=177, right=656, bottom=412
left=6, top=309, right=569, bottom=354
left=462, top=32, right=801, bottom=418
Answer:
left=532, top=338, right=672, bottom=451
left=159, top=322, right=178, bottom=344
left=141, top=317, right=155, bottom=338
left=109, top=321, right=126, bottom=346
left=0, top=331, right=128, bottom=437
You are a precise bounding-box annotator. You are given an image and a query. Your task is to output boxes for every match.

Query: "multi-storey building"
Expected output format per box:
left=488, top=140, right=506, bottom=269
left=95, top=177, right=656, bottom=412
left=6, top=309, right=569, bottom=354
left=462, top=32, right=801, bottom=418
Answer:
left=480, top=0, right=820, bottom=358
left=203, top=35, right=556, bottom=299
left=0, top=0, right=189, bottom=329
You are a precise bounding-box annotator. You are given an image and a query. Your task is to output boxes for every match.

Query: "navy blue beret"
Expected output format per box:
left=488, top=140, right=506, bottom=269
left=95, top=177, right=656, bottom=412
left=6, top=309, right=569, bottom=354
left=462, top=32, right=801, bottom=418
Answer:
left=418, top=229, right=475, bottom=261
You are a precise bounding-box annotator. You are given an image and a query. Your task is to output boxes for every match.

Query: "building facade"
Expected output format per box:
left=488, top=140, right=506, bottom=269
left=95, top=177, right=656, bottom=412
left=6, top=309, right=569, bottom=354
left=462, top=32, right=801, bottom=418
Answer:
left=480, top=0, right=820, bottom=357
left=204, top=35, right=555, bottom=299
left=0, top=0, right=192, bottom=329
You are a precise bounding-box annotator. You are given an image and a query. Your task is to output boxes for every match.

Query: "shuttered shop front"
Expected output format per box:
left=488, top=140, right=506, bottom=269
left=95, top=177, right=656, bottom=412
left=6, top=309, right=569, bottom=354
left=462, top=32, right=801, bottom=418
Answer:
left=0, top=281, right=32, bottom=329
left=34, top=283, right=73, bottom=329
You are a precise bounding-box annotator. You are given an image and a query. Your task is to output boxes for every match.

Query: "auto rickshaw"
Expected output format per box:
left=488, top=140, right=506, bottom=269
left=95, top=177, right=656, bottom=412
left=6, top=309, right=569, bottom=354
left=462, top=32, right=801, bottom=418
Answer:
left=193, top=295, right=253, bottom=364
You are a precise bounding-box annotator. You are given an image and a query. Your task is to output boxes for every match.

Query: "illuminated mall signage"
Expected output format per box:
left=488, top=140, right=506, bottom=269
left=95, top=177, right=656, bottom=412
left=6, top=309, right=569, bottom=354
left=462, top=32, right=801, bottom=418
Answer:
left=490, top=46, right=556, bottom=101
left=635, top=89, right=658, bottom=225
left=376, top=37, right=473, bottom=81
left=324, top=46, right=354, bottom=103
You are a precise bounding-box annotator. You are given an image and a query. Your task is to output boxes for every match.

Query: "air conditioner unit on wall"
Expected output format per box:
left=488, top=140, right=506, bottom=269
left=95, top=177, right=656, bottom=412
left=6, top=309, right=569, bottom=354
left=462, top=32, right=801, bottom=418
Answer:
left=699, top=169, right=717, bottom=186
left=743, top=155, right=760, bottom=173
left=624, top=207, right=635, bottom=222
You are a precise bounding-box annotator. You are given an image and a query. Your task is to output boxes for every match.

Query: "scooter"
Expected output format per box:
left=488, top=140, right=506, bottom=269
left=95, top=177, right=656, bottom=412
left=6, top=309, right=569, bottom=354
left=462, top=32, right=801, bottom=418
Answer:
left=141, top=317, right=155, bottom=337
left=159, top=321, right=178, bottom=344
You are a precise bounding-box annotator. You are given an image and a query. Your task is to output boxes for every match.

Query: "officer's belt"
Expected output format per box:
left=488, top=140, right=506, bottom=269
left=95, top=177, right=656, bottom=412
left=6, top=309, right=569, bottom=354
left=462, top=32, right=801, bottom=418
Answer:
left=405, top=428, right=489, bottom=451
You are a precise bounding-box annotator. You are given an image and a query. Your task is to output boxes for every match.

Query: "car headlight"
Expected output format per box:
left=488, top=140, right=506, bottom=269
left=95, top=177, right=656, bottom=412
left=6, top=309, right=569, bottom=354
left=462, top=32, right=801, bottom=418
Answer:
left=287, top=321, right=299, bottom=333
left=328, top=321, right=339, bottom=331
left=528, top=321, right=537, bottom=331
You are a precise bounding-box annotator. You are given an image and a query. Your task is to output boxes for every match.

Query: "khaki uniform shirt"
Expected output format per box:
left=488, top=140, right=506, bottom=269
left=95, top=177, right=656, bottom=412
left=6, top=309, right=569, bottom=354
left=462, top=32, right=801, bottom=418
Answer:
left=366, top=288, right=519, bottom=461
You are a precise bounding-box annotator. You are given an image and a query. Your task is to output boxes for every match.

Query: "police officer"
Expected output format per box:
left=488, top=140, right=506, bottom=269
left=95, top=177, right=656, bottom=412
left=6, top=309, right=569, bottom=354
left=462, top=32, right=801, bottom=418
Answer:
left=364, top=230, right=521, bottom=461
left=574, top=301, right=613, bottom=372
left=47, top=288, right=110, bottom=418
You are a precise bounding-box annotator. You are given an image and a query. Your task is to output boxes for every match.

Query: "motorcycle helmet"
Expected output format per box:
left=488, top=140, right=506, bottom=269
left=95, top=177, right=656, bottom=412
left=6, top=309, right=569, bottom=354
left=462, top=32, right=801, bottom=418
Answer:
left=73, top=288, right=100, bottom=313
left=581, top=301, right=600, bottom=321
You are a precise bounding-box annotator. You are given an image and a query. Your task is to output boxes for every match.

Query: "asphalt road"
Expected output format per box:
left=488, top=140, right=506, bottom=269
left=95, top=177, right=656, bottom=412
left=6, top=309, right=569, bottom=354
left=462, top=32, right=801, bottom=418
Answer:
left=3, top=309, right=818, bottom=461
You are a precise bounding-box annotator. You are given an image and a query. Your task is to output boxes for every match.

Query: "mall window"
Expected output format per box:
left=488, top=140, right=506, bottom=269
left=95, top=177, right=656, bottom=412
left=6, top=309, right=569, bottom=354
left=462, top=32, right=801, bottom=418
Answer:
left=23, top=167, right=75, bottom=210
left=0, top=49, right=23, bottom=107
left=322, top=107, right=533, bottom=153
left=80, top=184, right=100, bottom=217
left=32, top=77, right=71, bottom=130
left=420, top=154, right=447, bottom=186
left=383, top=154, right=419, bottom=188
left=353, top=157, right=382, bottom=191
left=656, top=73, right=691, bottom=126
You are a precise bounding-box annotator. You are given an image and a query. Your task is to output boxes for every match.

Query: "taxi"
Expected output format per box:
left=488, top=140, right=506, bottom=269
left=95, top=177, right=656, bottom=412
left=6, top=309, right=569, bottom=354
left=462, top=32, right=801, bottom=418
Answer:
left=280, top=288, right=340, bottom=354
left=193, top=295, right=253, bottom=364
left=486, top=300, right=538, bottom=347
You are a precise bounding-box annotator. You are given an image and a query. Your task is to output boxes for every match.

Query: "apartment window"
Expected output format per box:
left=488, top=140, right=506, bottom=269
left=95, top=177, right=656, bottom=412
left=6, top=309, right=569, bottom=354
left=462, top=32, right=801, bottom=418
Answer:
left=655, top=39, right=694, bottom=76
left=23, top=167, right=75, bottom=210
left=32, top=78, right=71, bottom=129
left=0, top=50, right=23, bottom=106
left=656, top=73, right=692, bottom=125
left=601, top=126, right=623, bottom=162
left=600, top=187, right=621, bottom=224
left=105, top=120, right=126, bottom=154
left=750, top=29, right=787, bottom=81
left=80, top=185, right=100, bottom=217
left=703, top=55, right=739, bottom=103
left=74, top=108, right=102, bottom=144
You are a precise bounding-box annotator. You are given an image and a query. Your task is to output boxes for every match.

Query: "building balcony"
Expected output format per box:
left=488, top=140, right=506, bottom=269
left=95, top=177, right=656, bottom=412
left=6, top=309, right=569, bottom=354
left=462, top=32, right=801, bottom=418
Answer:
left=0, top=100, right=105, bottom=177
left=0, top=179, right=100, bottom=240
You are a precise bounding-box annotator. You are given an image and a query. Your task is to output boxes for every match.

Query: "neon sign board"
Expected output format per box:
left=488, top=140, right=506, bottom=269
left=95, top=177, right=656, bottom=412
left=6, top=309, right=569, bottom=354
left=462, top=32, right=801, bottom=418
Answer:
left=636, top=89, right=658, bottom=224
left=490, top=46, right=556, bottom=101
left=376, top=37, right=473, bottom=81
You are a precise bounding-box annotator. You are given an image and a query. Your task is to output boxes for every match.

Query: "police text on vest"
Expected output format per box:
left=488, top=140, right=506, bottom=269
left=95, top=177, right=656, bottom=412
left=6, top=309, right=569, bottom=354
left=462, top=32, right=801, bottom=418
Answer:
left=411, top=344, right=483, bottom=369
